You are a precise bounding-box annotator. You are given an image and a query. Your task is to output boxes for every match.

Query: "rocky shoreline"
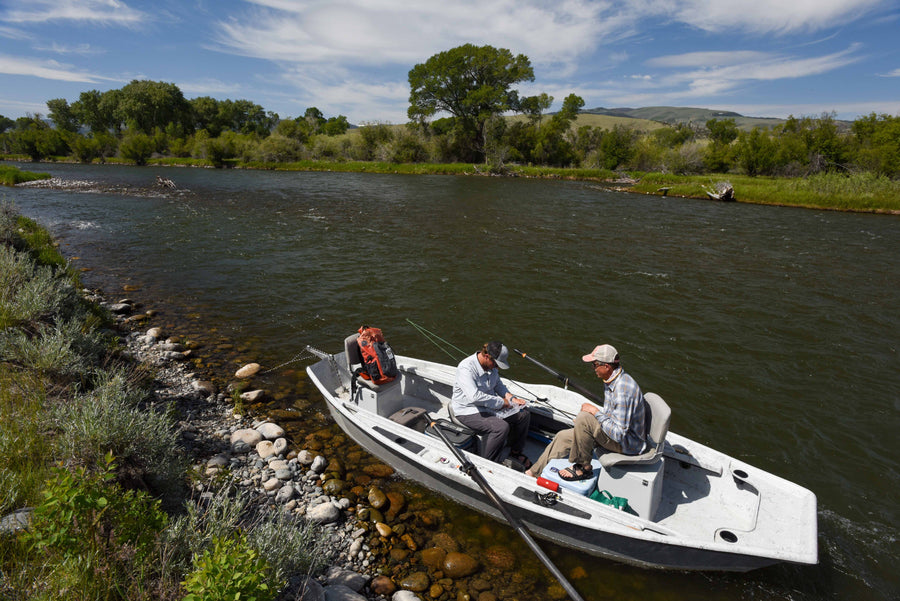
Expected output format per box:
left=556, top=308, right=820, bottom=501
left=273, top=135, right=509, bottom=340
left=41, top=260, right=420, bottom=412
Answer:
left=100, top=293, right=532, bottom=601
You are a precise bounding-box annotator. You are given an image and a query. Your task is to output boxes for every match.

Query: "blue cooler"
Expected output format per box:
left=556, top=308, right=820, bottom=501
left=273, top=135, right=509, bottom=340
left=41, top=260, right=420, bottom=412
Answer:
left=540, top=457, right=602, bottom=496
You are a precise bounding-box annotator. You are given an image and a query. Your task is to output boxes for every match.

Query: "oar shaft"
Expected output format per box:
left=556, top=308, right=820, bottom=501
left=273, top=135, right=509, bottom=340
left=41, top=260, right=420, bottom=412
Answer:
left=428, top=420, right=586, bottom=601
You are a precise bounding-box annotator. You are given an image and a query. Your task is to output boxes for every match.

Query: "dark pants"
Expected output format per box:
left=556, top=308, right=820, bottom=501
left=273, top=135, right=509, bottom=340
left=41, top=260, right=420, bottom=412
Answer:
left=456, top=409, right=531, bottom=462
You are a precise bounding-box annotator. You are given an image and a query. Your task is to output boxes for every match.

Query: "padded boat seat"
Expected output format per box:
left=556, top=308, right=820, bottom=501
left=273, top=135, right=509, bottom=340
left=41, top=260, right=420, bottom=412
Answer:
left=447, top=404, right=487, bottom=457
left=595, top=392, right=671, bottom=519
left=599, top=392, right=671, bottom=469
left=540, top=457, right=603, bottom=496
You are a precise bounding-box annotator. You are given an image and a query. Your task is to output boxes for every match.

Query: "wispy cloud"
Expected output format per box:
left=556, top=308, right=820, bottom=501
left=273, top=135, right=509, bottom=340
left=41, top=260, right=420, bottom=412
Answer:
left=213, top=0, right=612, bottom=70
left=34, top=42, right=104, bottom=55
left=663, top=0, right=890, bottom=34
left=2, top=0, right=146, bottom=26
left=0, top=54, right=105, bottom=83
left=881, top=68, right=900, bottom=77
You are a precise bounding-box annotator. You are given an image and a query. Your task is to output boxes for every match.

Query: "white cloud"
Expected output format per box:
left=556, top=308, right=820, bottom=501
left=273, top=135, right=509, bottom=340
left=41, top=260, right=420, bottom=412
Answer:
left=0, top=54, right=105, bottom=82
left=214, top=0, right=612, bottom=70
left=2, top=0, right=146, bottom=26
left=34, top=42, right=103, bottom=55
left=881, top=68, right=900, bottom=77
left=664, top=0, right=890, bottom=34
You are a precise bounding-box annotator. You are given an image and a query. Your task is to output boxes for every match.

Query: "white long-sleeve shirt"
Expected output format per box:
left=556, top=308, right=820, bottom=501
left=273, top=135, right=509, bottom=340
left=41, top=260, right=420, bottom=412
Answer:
left=450, top=353, right=509, bottom=416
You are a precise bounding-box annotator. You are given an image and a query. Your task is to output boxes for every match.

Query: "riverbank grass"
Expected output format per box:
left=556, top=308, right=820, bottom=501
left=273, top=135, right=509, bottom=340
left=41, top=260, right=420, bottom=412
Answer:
left=628, top=172, right=900, bottom=212
left=0, top=204, right=330, bottom=600
left=0, top=164, right=51, bottom=186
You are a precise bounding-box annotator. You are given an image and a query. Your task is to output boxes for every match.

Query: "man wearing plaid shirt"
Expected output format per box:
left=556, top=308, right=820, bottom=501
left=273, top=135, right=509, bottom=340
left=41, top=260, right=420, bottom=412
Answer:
left=526, top=344, right=647, bottom=481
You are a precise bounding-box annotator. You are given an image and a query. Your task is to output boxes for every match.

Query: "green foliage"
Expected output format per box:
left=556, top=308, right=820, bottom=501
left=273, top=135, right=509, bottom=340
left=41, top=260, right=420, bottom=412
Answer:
left=0, top=164, right=51, bottom=186
left=408, top=43, right=536, bottom=161
left=52, top=368, right=187, bottom=490
left=182, top=535, right=275, bottom=601
left=119, top=130, right=154, bottom=165
left=23, top=454, right=168, bottom=558
left=14, top=454, right=169, bottom=600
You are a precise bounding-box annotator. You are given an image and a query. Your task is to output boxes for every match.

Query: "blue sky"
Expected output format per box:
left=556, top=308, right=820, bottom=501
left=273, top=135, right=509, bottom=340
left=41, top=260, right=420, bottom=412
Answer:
left=1, top=0, right=898, bottom=125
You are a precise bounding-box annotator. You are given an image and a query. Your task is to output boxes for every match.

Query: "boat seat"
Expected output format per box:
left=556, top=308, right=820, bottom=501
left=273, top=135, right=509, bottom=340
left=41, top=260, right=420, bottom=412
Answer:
left=599, top=392, right=671, bottom=469
left=344, top=333, right=399, bottom=392
left=595, top=392, right=670, bottom=520
left=447, top=403, right=487, bottom=457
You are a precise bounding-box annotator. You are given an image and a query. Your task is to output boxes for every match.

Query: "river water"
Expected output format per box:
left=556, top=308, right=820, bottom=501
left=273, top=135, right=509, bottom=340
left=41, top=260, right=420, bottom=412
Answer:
left=5, top=162, right=898, bottom=601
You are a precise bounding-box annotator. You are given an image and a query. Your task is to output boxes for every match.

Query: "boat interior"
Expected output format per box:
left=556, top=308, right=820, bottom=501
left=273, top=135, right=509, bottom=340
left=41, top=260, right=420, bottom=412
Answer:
left=309, top=333, right=817, bottom=563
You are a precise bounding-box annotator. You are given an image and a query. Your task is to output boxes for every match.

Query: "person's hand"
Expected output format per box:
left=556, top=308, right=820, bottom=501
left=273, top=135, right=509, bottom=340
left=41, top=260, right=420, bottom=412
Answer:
left=511, top=396, right=527, bottom=406
left=580, top=402, right=598, bottom=415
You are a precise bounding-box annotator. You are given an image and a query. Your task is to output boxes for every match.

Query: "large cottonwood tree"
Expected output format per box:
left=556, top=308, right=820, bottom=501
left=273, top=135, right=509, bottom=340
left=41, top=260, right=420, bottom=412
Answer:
left=408, top=44, right=535, bottom=162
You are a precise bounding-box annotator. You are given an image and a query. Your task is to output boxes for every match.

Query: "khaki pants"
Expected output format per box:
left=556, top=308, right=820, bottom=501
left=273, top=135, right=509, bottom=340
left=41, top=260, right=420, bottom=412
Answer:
left=529, top=412, right=622, bottom=476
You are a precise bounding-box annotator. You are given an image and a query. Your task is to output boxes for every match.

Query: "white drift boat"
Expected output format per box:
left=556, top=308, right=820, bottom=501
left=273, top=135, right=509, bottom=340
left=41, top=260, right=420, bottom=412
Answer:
left=305, top=337, right=817, bottom=572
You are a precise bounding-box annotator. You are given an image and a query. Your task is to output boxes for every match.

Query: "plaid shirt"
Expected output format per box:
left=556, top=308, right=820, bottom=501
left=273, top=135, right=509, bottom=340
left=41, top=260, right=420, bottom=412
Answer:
left=598, top=368, right=646, bottom=454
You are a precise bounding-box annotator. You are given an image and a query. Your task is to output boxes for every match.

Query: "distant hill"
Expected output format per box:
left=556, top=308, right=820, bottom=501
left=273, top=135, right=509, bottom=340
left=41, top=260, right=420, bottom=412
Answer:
left=582, top=106, right=790, bottom=131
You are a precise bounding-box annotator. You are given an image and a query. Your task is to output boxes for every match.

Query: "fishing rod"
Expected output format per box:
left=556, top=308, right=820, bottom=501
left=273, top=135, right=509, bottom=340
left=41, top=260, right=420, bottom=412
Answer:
left=426, top=417, right=587, bottom=601
left=513, top=348, right=605, bottom=405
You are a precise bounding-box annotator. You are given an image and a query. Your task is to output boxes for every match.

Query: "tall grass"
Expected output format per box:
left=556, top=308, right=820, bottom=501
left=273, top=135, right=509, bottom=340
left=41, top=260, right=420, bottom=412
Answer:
left=629, top=172, right=900, bottom=212
left=0, top=164, right=50, bottom=186
left=1, top=205, right=333, bottom=600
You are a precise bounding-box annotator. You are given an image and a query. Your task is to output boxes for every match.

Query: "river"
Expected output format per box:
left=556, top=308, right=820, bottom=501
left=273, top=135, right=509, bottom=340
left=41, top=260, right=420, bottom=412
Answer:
left=4, top=161, right=898, bottom=601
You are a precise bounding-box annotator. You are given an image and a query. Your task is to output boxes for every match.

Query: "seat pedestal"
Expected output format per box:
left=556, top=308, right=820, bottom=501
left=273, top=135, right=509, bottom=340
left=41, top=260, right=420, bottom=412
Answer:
left=596, top=458, right=665, bottom=520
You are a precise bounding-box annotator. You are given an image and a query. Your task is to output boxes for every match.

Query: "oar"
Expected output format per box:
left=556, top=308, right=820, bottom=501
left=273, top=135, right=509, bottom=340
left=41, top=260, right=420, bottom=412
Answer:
left=427, top=418, right=586, bottom=601
left=513, top=348, right=604, bottom=405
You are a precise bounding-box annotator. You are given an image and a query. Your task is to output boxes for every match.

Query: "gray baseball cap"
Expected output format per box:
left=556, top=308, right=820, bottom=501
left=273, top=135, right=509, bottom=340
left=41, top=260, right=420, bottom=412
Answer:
left=486, top=341, right=510, bottom=369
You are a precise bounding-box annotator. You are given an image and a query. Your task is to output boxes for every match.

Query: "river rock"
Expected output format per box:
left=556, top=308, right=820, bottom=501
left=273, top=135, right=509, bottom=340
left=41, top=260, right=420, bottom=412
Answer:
left=307, top=502, right=341, bottom=524
left=235, top=362, right=261, bottom=378
left=297, top=577, right=325, bottom=601
left=362, top=463, right=394, bottom=478
left=370, top=575, right=396, bottom=596
left=146, top=327, right=163, bottom=339
left=443, top=552, right=479, bottom=578
left=429, top=583, right=444, bottom=598
left=368, top=486, right=388, bottom=510
left=375, top=522, right=392, bottom=537
left=297, top=449, right=314, bottom=465
left=322, top=479, right=345, bottom=496
left=421, top=547, right=446, bottom=570
left=399, top=571, right=430, bottom=593
left=325, top=566, right=368, bottom=591
left=241, top=389, right=266, bottom=403
left=262, top=477, right=281, bottom=492
left=431, top=532, right=459, bottom=553
left=256, top=440, right=277, bottom=459
left=483, top=545, right=516, bottom=569
left=310, top=455, right=327, bottom=473
left=273, top=437, right=288, bottom=455
left=391, top=592, right=420, bottom=601
left=230, top=428, right=262, bottom=448
left=109, top=302, right=131, bottom=314
left=275, top=485, right=294, bottom=504
left=193, top=380, right=216, bottom=397
left=385, top=491, right=406, bottom=520
left=322, top=584, right=365, bottom=601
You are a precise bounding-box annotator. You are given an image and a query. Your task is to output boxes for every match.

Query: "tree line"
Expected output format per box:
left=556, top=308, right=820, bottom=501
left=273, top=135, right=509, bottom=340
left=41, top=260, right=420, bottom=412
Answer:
left=1, top=44, right=898, bottom=178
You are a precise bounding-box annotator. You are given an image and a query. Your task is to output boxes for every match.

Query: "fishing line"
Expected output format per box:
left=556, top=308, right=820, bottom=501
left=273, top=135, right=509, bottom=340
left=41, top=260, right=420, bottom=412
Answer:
left=406, top=319, right=467, bottom=362
left=407, top=319, right=578, bottom=420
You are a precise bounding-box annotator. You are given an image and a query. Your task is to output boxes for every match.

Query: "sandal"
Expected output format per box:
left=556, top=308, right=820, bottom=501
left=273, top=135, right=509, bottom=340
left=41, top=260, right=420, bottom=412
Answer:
left=558, top=463, right=593, bottom=481
left=510, top=453, right=532, bottom=470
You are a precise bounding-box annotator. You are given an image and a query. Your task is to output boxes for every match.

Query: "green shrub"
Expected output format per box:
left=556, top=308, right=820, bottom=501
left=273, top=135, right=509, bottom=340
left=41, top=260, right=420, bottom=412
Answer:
left=52, top=368, right=187, bottom=491
left=15, top=454, right=169, bottom=600
left=182, top=535, right=275, bottom=601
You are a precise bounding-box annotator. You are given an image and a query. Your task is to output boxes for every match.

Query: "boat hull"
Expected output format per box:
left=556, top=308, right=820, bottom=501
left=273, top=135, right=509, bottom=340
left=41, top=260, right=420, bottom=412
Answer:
left=326, top=400, right=778, bottom=572
left=307, top=350, right=817, bottom=572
